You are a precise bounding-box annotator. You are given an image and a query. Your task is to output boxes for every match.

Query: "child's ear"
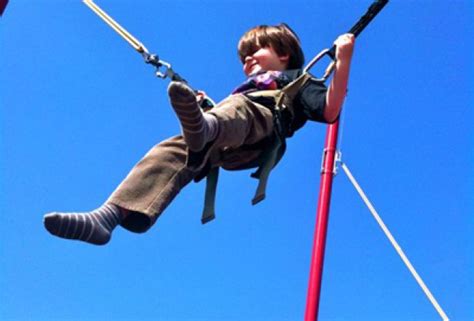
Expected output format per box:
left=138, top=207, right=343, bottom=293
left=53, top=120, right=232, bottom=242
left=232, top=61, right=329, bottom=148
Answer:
left=279, top=54, right=290, bottom=63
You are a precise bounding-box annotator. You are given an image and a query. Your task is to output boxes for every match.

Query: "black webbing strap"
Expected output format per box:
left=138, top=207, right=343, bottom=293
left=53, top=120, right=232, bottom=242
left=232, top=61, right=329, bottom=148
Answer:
left=250, top=134, right=283, bottom=205
left=201, top=167, right=219, bottom=224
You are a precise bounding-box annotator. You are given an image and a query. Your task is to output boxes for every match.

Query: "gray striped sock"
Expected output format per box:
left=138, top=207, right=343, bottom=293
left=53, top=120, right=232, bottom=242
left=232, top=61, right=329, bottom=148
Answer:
left=43, top=204, right=123, bottom=245
left=168, top=81, right=218, bottom=151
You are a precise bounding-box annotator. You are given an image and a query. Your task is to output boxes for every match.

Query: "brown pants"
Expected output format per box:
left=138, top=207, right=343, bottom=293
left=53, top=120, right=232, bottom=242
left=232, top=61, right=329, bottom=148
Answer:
left=107, top=94, right=274, bottom=233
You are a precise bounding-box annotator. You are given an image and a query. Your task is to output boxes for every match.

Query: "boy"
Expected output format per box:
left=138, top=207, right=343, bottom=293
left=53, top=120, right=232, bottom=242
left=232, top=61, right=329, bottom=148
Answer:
left=44, top=24, right=354, bottom=245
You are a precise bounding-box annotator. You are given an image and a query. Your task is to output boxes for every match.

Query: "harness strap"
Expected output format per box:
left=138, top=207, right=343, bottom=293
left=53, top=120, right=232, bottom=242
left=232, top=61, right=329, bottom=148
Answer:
left=201, top=167, right=219, bottom=224
left=250, top=134, right=283, bottom=205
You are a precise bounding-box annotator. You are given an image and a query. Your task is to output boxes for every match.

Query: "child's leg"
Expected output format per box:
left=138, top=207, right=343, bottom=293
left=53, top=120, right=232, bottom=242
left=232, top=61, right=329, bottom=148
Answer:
left=106, top=135, right=197, bottom=233
left=168, top=82, right=218, bottom=152
left=43, top=204, right=125, bottom=245
left=44, top=136, right=197, bottom=244
left=208, top=94, right=274, bottom=149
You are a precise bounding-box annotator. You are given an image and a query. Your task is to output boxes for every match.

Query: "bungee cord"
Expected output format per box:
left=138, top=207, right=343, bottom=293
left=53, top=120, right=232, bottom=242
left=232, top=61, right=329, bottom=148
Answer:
left=82, top=0, right=216, bottom=108
left=83, top=0, right=146, bottom=53
left=83, top=0, right=202, bottom=88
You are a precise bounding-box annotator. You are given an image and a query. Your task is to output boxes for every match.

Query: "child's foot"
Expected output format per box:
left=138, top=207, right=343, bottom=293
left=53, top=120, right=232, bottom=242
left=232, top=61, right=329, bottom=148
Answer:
left=168, top=81, right=218, bottom=151
left=43, top=204, right=123, bottom=245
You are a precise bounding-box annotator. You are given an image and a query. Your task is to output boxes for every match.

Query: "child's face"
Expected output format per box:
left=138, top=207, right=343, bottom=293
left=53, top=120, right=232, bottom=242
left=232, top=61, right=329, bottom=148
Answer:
left=243, top=46, right=289, bottom=76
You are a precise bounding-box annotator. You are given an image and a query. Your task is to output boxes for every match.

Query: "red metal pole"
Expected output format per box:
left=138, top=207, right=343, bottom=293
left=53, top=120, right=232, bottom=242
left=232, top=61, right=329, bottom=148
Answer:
left=304, top=120, right=340, bottom=321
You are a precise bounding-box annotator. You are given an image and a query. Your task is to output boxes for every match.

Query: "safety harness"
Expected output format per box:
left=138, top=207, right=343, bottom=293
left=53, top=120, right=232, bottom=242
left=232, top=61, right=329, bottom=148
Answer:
left=200, top=47, right=336, bottom=224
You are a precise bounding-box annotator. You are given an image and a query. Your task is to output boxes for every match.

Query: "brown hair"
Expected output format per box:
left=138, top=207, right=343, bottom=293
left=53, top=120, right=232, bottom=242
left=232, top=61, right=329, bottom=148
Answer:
left=238, top=23, right=305, bottom=69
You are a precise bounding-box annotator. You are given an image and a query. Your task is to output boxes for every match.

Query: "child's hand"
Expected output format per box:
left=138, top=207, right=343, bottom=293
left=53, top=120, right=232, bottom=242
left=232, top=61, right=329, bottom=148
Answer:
left=196, top=90, right=216, bottom=109
left=196, top=90, right=207, bottom=103
left=334, top=33, right=355, bottom=60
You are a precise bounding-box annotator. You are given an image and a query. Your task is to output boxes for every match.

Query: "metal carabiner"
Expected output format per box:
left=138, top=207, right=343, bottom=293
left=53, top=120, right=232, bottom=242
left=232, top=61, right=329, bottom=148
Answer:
left=155, top=60, right=173, bottom=79
left=302, top=48, right=337, bottom=82
left=141, top=52, right=180, bottom=80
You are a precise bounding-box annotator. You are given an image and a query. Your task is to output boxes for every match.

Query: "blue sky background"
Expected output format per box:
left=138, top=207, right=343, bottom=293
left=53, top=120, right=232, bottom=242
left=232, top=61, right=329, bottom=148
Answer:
left=1, top=1, right=472, bottom=320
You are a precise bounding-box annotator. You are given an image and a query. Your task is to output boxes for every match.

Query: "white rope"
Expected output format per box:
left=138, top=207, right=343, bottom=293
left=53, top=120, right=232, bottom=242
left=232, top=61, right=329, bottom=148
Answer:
left=337, top=103, right=347, bottom=152
left=339, top=161, right=449, bottom=321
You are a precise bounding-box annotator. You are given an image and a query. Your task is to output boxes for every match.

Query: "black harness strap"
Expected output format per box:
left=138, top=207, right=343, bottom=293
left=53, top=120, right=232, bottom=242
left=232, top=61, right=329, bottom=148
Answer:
left=201, top=167, right=219, bottom=224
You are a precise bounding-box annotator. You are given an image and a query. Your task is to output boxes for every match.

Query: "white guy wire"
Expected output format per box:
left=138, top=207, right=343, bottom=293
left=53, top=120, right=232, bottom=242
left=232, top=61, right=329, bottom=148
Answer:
left=340, top=162, right=449, bottom=321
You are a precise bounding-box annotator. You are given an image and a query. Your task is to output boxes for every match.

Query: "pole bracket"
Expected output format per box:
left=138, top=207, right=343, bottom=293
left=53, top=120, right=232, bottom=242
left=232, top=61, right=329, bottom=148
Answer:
left=320, top=148, right=341, bottom=175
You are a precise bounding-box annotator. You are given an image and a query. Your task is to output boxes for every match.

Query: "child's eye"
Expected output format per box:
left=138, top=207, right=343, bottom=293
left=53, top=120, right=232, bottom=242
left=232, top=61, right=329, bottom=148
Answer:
left=243, top=46, right=261, bottom=60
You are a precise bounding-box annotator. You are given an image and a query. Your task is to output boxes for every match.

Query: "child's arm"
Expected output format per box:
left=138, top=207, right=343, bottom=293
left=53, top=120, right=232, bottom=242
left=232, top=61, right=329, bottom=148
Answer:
left=324, top=33, right=355, bottom=123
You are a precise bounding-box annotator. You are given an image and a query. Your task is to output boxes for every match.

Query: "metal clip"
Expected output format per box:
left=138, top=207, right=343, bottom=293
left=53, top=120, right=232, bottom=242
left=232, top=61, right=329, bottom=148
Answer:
left=155, top=60, right=172, bottom=79
left=320, top=148, right=329, bottom=174
left=141, top=52, right=173, bottom=79
left=334, top=150, right=342, bottom=175
left=303, top=48, right=337, bottom=82
left=320, top=148, right=342, bottom=175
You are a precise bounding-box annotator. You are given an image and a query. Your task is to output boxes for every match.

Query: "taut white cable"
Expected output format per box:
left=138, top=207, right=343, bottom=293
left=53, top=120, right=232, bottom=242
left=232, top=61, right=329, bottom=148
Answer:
left=340, top=162, right=449, bottom=321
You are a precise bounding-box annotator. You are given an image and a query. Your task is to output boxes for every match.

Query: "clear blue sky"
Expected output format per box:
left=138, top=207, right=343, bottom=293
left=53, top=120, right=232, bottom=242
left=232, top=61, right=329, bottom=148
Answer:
left=1, top=1, right=472, bottom=320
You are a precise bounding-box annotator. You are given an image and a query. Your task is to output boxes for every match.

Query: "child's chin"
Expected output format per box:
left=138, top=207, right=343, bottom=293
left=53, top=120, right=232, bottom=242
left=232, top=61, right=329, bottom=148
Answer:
left=248, top=67, right=262, bottom=76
